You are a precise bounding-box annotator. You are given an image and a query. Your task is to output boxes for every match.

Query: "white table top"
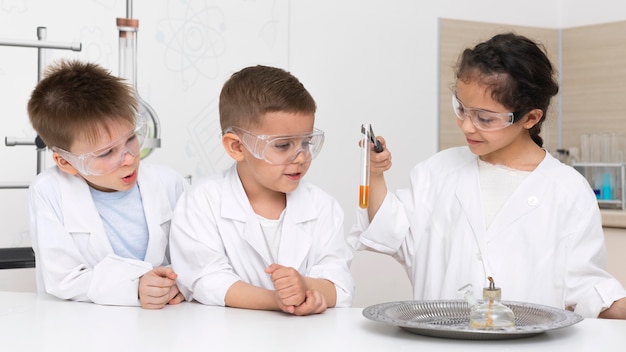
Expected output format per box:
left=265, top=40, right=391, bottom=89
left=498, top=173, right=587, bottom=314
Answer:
left=1, top=291, right=625, bottom=352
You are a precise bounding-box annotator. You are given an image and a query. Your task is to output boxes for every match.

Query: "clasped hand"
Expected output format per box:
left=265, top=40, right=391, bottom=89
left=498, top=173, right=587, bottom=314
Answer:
left=139, top=266, right=185, bottom=309
left=265, top=264, right=327, bottom=316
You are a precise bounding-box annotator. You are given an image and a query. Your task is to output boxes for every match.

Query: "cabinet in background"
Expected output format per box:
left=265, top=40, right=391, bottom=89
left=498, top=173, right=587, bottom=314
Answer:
left=604, top=227, right=626, bottom=287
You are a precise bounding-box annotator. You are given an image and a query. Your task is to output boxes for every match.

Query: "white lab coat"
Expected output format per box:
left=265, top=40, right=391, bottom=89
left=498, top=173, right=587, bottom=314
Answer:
left=29, top=163, right=188, bottom=306
left=170, top=164, right=354, bottom=307
left=349, top=146, right=626, bottom=318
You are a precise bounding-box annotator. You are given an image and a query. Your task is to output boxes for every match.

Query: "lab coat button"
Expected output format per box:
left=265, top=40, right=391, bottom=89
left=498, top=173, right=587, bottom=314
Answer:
left=476, top=253, right=482, bottom=261
left=527, top=196, right=538, bottom=206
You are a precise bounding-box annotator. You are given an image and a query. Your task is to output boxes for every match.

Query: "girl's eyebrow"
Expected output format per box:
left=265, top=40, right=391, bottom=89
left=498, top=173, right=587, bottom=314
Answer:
left=458, top=97, right=499, bottom=113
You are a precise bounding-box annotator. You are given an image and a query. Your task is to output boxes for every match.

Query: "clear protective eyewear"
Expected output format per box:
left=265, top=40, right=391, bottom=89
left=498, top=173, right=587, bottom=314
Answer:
left=52, top=115, right=148, bottom=176
left=452, top=94, right=525, bottom=131
left=225, top=126, right=325, bottom=165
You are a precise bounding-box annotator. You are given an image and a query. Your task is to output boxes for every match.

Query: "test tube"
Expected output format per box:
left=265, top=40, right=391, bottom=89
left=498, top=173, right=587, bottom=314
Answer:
left=590, top=133, right=601, bottom=162
left=359, top=124, right=371, bottom=209
left=580, top=133, right=590, bottom=163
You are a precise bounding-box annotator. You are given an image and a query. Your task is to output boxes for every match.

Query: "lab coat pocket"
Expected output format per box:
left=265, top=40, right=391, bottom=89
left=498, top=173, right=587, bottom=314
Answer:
left=69, top=232, right=99, bottom=266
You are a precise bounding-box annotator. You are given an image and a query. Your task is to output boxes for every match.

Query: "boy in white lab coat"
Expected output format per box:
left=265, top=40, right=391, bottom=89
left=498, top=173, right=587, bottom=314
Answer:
left=170, top=65, right=354, bottom=315
left=27, top=60, right=188, bottom=308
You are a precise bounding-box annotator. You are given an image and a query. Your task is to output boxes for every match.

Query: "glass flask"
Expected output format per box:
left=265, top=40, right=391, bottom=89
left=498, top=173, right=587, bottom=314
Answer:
left=458, top=277, right=515, bottom=329
left=117, top=17, right=161, bottom=158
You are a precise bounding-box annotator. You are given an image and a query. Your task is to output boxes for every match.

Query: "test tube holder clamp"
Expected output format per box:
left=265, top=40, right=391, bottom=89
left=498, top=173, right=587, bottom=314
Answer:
left=0, top=27, right=82, bottom=187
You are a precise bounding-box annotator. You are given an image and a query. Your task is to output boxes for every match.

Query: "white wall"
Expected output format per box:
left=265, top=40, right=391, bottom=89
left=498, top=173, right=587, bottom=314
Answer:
left=558, top=0, right=626, bottom=28
left=2, top=0, right=626, bottom=307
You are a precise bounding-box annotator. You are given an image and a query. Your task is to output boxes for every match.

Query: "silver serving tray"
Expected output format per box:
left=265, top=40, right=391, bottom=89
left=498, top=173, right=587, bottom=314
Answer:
left=362, top=300, right=583, bottom=340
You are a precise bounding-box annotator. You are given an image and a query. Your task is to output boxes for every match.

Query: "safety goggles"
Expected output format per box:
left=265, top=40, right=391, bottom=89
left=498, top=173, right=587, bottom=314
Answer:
left=52, top=115, right=148, bottom=176
left=452, top=94, right=525, bottom=131
left=224, top=126, right=325, bottom=165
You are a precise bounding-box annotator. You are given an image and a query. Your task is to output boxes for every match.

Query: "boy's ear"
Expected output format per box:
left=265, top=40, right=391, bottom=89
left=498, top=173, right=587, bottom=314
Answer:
left=52, top=152, right=79, bottom=176
left=222, top=132, right=245, bottom=161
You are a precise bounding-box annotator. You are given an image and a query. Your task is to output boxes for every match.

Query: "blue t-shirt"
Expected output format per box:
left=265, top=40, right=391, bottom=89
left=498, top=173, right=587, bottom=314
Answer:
left=89, top=184, right=149, bottom=260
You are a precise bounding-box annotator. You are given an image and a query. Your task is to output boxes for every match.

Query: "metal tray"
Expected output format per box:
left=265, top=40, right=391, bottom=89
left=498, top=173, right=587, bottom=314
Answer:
left=362, top=300, right=583, bottom=340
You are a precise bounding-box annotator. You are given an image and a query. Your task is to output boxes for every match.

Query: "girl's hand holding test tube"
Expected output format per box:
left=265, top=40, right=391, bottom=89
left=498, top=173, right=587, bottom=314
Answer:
left=359, top=124, right=389, bottom=209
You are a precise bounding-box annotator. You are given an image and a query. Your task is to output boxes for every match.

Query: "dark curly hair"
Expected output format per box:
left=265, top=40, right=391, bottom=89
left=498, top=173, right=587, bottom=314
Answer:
left=455, top=33, right=559, bottom=147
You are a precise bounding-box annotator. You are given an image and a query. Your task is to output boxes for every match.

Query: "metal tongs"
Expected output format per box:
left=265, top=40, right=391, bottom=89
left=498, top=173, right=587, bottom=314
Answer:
left=361, top=124, right=384, bottom=153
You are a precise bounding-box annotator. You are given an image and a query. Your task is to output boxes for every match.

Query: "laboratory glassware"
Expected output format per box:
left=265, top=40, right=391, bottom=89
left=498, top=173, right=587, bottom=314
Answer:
left=116, top=15, right=160, bottom=159
left=359, top=124, right=383, bottom=208
left=458, top=277, right=515, bottom=329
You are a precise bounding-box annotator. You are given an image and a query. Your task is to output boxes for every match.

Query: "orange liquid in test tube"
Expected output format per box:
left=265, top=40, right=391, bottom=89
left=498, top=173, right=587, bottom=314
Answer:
left=359, top=185, right=369, bottom=208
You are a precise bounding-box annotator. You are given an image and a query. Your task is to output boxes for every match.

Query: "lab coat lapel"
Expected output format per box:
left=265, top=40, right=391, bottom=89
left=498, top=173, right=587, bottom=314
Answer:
left=455, top=159, right=493, bottom=275
left=138, top=169, right=171, bottom=264
left=455, top=159, right=486, bottom=239
left=59, top=173, right=114, bottom=262
left=278, top=186, right=314, bottom=269
left=221, top=166, right=274, bottom=265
